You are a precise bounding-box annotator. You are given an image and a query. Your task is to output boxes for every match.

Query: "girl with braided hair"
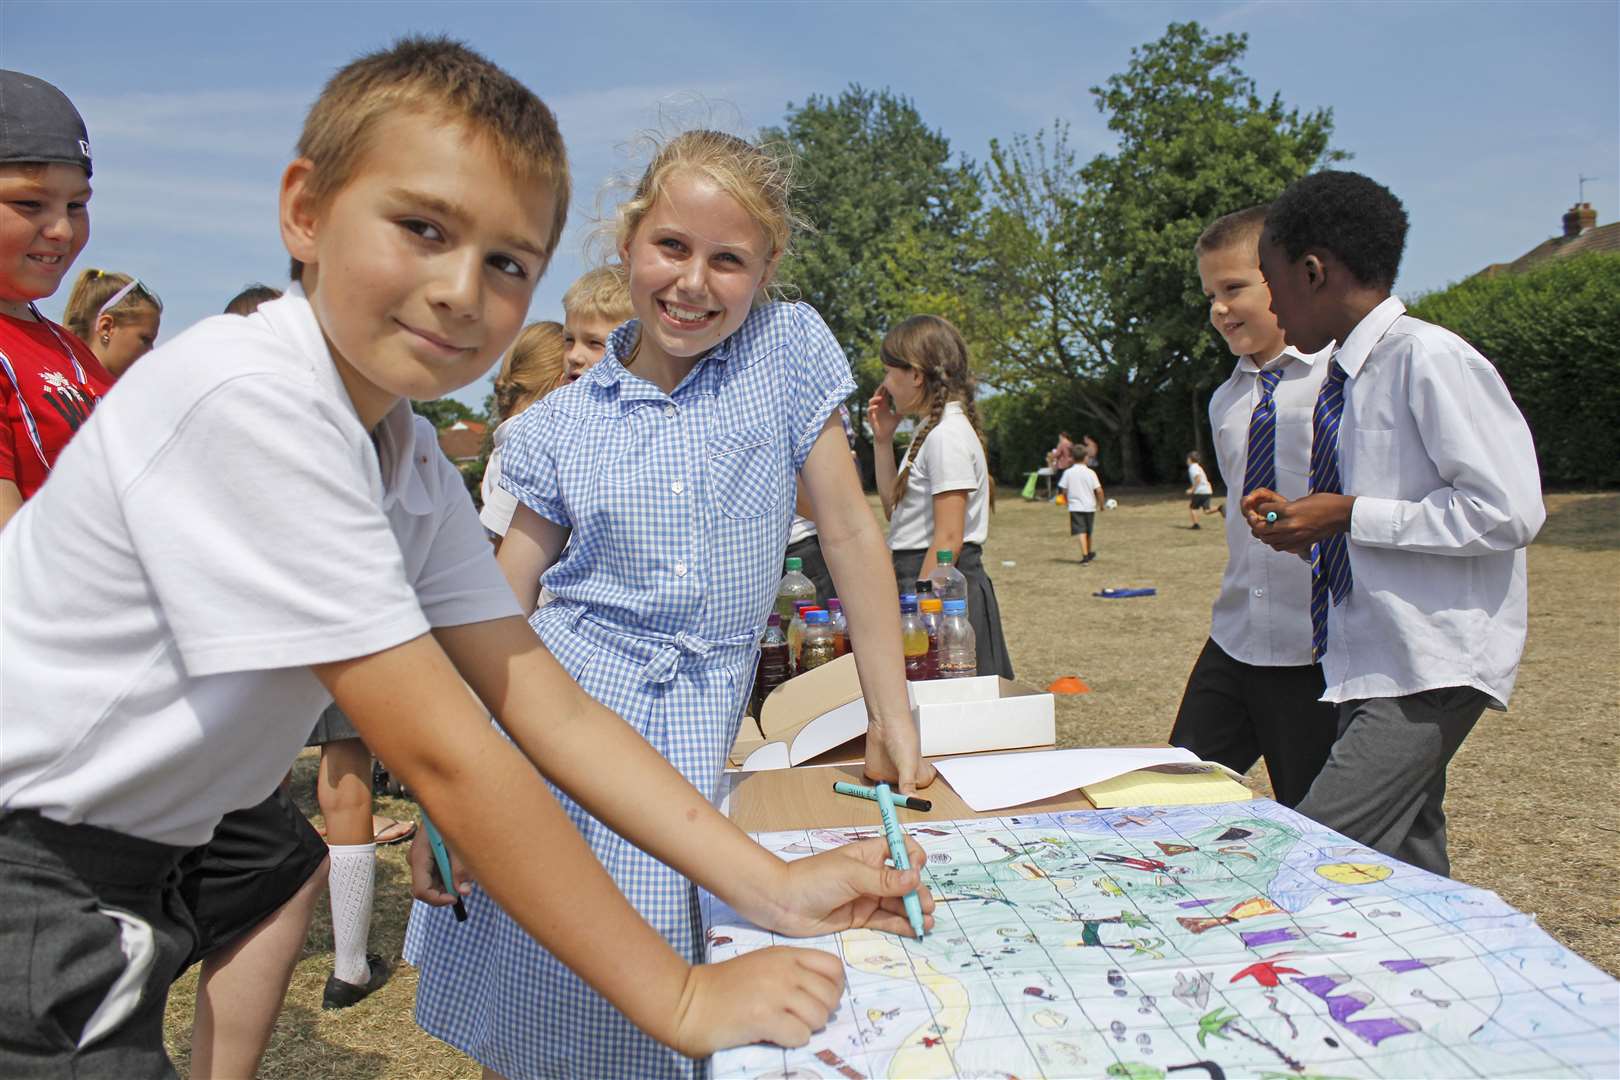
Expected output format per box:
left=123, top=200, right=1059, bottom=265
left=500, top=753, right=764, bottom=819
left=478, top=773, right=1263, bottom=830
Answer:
left=869, top=314, right=1014, bottom=678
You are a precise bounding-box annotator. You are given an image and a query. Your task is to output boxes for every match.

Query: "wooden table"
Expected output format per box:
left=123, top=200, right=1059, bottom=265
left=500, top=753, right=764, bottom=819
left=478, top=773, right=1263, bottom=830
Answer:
left=725, top=759, right=1099, bottom=833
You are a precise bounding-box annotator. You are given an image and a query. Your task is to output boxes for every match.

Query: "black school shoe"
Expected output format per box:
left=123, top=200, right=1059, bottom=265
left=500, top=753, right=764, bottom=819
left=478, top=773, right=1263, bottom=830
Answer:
left=322, top=953, right=392, bottom=1009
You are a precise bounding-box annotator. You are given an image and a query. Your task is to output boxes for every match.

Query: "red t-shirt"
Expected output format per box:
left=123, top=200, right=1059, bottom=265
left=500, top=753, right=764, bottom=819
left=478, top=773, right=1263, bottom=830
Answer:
left=0, top=311, right=114, bottom=499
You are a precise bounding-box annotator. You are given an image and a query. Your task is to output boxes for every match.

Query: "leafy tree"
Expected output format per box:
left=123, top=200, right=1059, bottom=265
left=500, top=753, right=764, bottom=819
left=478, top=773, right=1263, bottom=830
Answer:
left=1410, top=253, right=1620, bottom=487
left=763, top=85, right=983, bottom=467
left=981, top=22, right=1340, bottom=483
left=411, top=397, right=481, bottom=429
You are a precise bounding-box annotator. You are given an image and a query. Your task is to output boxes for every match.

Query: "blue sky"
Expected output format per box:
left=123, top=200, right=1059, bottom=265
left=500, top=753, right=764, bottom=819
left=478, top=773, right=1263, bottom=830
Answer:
left=8, top=0, right=1617, bottom=408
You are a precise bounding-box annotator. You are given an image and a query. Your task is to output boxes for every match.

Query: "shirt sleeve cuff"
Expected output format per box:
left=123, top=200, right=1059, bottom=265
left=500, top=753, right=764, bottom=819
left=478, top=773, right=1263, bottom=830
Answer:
left=1349, top=495, right=1401, bottom=547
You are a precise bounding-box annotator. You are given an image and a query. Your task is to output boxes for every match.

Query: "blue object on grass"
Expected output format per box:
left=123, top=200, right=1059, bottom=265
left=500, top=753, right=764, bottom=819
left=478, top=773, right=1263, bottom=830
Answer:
left=1094, top=587, right=1157, bottom=599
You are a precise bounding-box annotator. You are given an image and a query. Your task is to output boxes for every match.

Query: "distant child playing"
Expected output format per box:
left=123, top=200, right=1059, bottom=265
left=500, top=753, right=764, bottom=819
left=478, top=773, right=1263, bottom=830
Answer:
left=410, top=128, right=934, bottom=1080
left=1058, top=456, right=1102, bottom=564
left=0, top=42, right=930, bottom=1078
left=1244, top=171, right=1544, bottom=875
left=1184, top=450, right=1216, bottom=528
left=1169, top=205, right=1339, bottom=809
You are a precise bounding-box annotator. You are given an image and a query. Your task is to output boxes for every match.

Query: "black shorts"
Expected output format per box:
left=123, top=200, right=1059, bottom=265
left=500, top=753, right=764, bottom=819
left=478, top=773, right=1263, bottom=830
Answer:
left=307, top=702, right=362, bottom=746
left=1190, top=493, right=1212, bottom=510
left=176, top=787, right=328, bottom=967
left=1068, top=510, right=1095, bottom=535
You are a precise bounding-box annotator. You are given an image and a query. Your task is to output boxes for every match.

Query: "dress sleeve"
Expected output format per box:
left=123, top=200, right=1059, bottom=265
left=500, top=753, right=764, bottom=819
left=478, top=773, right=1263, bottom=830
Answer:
left=785, top=303, right=856, bottom=472
left=120, top=374, right=430, bottom=676
left=496, top=398, right=571, bottom=528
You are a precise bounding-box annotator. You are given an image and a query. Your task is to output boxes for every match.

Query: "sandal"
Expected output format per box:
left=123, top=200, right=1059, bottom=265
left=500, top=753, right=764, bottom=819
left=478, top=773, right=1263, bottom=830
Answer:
left=372, top=816, right=417, bottom=846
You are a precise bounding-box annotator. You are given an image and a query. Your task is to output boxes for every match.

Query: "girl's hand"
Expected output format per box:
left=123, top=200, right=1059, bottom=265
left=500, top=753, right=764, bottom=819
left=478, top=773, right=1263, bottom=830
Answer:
left=668, top=946, right=844, bottom=1057
left=407, top=830, right=474, bottom=905
left=863, top=717, right=937, bottom=795
left=764, top=834, right=935, bottom=939
left=867, top=388, right=900, bottom=444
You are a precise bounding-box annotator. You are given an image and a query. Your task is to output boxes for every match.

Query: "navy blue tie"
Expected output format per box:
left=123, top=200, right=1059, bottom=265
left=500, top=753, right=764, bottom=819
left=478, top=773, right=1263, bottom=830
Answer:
left=1309, top=360, right=1352, bottom=662
left=1242, top=368, right=1284, bottom=496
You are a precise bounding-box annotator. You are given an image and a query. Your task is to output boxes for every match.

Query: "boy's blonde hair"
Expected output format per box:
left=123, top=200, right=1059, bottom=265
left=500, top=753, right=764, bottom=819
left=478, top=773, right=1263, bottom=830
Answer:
left=62, top=268, right=161, bottom=340
left=880, top=314, right=993, bottom=510
left=614, top=130, right=802, bottom=269
left=1195, top=204, right=1270, bottom=257
left=289, top=36, right=569, bottom=282
left=562, top=265, right=633, bottom=325
left=492, top=321, right=565, bottom=422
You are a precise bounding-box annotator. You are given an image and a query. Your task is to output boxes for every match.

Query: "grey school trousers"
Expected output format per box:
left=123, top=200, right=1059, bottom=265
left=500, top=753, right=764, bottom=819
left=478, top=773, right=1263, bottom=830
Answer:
left=1294, top=685, right=1490, bottom=878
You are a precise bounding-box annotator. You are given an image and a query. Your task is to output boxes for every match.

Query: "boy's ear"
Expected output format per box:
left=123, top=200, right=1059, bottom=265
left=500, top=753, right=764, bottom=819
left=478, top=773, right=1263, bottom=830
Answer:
left=279, top=159, right=321, bottom=270
left=1302, top=253, right=1327, bottom=292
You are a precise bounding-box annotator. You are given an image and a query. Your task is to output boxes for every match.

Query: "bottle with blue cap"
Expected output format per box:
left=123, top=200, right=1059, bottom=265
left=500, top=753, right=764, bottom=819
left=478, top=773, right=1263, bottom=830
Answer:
left=938, top=598, right=977, bottom=678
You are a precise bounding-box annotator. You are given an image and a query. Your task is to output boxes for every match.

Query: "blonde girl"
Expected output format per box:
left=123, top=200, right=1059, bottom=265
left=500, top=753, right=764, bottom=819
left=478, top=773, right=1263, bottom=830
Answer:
left=61, top=267, right=162, bottom=379
left=869, top=314, right=1015, bottom=678
left=480, top=320, right=565, bottom=539
left=410, top=130, right=932, bottom=1080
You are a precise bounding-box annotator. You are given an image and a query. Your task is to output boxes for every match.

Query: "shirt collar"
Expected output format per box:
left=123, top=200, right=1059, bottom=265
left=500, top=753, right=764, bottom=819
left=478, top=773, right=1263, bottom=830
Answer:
left=588, top=317, right=736, bottom=403
left=1332, top=295, right=1406, bottom=379
left=258, top=283, right=432, bottom=515
left=1235, top=344, right=1323, bottom=375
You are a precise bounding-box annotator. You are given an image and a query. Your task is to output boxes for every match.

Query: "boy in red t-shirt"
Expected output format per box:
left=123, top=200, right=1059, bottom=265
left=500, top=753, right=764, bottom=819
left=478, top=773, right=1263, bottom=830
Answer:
left=0, top=70, right=113, bottom=528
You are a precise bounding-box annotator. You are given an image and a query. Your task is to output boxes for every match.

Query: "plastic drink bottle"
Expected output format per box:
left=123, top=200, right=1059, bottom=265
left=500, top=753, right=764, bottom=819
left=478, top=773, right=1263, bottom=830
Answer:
left=938, top=598, right=977, bottom=678
left=800, top=610, right=838, bottom=672
left=900, top=594, right=930, bottom=682
left=775, top=557, right=817, bottom=624
left=788, top=603, right=821, bottom=675
left=918, top=597, right=943, bottom=680
left=827, top=598, right=850, bottom=657
left=930, top=549, right=969, bottom=613
left=751, top=614, right=790, bottom=718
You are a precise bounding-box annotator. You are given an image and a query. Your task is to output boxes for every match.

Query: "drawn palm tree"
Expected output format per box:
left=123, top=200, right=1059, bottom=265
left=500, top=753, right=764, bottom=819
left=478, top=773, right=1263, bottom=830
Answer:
left=1197, top=1007, right=1306, bottom=1073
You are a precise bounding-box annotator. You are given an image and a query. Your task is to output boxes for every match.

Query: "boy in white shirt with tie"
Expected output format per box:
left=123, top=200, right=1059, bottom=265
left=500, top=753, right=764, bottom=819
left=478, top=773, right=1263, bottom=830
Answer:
left=1170, top=206, right=1339, bottom=809
left=1244, top=172, right=1544, bottom=877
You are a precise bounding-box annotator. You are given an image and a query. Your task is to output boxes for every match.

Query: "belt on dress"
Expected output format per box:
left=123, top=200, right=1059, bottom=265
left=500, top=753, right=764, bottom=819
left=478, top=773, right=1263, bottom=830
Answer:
left=551, top=603, right=758, bottom=685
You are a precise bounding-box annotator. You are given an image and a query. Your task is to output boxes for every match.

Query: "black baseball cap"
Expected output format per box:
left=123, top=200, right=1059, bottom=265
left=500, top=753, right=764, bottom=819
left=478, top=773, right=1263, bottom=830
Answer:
left=0, top=70, right=92, bottom=177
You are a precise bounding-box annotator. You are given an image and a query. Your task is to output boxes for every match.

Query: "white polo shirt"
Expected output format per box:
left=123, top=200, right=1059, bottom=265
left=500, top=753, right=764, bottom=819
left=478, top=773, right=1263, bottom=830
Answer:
left=1058, top=464, right=1101, bottom=512
left=886, top=402, right=990, bottom=550
left=1207, top=346, right=1330, bottom=667
left=0, top=288, right=521, bottom=846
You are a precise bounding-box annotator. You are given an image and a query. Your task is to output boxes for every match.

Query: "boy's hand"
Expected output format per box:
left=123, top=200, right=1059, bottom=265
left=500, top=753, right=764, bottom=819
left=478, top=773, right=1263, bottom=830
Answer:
left=1246, top=491, right=1356, bottom=555
left=766, top=835, right=935, bottom=939
left=863, top=718, right=937, bottom=795
left=407, top=830, right=474, bottom=905
left=867, top=389, right=901, bottom=444
left=670, top=946, right=844, bottom=1057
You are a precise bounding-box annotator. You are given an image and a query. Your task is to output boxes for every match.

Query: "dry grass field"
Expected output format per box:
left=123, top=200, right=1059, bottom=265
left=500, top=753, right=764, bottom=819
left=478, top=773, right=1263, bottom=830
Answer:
left=163, top=489, right=1619, bottom=1078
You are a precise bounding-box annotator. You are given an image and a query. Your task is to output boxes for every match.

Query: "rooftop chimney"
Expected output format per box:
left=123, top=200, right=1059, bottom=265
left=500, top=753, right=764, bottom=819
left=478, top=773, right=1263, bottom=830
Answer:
left=1563, top=202, right=1597, bottom=238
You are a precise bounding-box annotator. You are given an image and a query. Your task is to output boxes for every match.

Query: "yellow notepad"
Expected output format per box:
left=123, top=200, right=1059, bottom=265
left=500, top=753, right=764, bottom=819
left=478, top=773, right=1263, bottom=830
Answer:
left=1082, top=764, right=1254, bottom=808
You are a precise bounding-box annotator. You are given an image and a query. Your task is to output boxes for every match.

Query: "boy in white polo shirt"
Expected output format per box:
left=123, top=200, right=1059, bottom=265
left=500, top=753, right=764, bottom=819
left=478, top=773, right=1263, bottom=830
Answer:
left=1058, top=458, right=1102, bottom=563
left=1170, top=206, right=1339, bottom=809
left=0, top=38, right=928, bottom=1077
left=1245, top=171, right=1544, bottom=876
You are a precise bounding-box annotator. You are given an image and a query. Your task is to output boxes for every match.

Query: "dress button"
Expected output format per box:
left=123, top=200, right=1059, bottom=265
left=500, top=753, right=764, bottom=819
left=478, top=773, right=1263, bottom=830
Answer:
left=664, top=405, right=677, bottom=418
left=1253, top=588, right=1265, bottom=598
left=675, top=561, right=688, bottom=577
left=671, top=481, right=684, bottom=495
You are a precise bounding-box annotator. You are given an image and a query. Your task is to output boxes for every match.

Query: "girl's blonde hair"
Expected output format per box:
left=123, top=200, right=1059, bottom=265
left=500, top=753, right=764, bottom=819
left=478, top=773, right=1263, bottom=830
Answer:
left=492, top=321, right=565, bottom=421
left=880, top=314, right=994, bottom=511
left=62, top=268, right=162, bottom=341
left=613, top=130, right=804, bottom=273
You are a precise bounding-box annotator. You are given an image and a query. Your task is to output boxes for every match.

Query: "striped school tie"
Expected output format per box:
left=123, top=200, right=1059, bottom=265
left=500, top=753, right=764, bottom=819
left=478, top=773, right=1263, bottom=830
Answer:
left=1242, top=368, right=1284, bottom=495
left=1309, top=360, right=1352, bottom=661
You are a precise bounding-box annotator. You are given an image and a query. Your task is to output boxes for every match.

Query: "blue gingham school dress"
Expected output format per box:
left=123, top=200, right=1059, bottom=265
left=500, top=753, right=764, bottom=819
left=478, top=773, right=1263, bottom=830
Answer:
left=408, top=302, right=854, bottom=1079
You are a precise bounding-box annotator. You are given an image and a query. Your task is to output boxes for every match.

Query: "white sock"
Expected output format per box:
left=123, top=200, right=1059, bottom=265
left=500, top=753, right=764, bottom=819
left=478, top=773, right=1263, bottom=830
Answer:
left=327, top=842, right=376, bottom=985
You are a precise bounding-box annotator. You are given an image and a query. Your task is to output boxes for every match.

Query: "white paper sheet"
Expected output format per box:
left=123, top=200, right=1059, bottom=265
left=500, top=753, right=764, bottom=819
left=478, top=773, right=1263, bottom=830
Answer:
left=934, top=746, right=1201, bottom=811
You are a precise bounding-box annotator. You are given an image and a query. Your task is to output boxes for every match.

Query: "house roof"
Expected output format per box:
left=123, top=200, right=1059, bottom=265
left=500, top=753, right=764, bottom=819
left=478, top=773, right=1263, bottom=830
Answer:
left=436, top=419, right=488, bottom=462
left=1477, top=204, right=1620, bottom=278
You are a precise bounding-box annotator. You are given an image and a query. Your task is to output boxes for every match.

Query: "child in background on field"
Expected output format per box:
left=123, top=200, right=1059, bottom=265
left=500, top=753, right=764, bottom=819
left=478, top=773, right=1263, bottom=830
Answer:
left=1184, top=450, right=1217, bottom=527
left=411, top=128, right=933, bottom=1080
left=1169, top=205, right=1339, bottom=810
left=480, top=320, right=564, bottom=541
left=1245, top=171, right=1544, bottom=875
left=871, top=314, right=1015, bottom=677
left=61, top=267, right=163, bottom=379
left=224, top=282, right=283, bottom=315
left=1, top=43, right=929, bottom=1077
left=0, top=71, right=110, bottom=531
left=560, top=262, right=632, bottom=384
left=1058, top=455, right=1103, bottom=564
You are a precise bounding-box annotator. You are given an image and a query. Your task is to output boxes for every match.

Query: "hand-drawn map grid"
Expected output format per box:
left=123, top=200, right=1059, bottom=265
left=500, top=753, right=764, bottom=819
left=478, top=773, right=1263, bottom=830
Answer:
left=704, top=801, right=1619, bottom=1079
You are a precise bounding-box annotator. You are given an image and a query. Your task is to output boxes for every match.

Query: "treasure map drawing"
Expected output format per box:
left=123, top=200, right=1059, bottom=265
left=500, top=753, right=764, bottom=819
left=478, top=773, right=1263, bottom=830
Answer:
left=704, top=801, right=1619, bottom=1078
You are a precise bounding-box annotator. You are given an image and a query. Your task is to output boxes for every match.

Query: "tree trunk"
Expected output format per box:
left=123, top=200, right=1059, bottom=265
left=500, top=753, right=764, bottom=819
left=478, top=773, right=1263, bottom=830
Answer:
left=1116, top=398, right=1143, bottom=485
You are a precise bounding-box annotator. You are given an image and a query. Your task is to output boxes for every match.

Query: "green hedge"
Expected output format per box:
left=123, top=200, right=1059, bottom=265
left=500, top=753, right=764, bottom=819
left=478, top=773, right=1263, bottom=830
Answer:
left=1409, top=253, right=1620, bottom=487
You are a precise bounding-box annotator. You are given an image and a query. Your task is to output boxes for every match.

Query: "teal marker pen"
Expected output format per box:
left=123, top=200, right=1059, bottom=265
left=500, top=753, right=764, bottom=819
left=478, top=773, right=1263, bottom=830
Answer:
left=833, top=781, right=932, bottom=812
left=1265, top=511, right=1279, bottom=523
left=874, top=783, right=925, bottom=939
left=421, top=813, right=467, bottom=922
